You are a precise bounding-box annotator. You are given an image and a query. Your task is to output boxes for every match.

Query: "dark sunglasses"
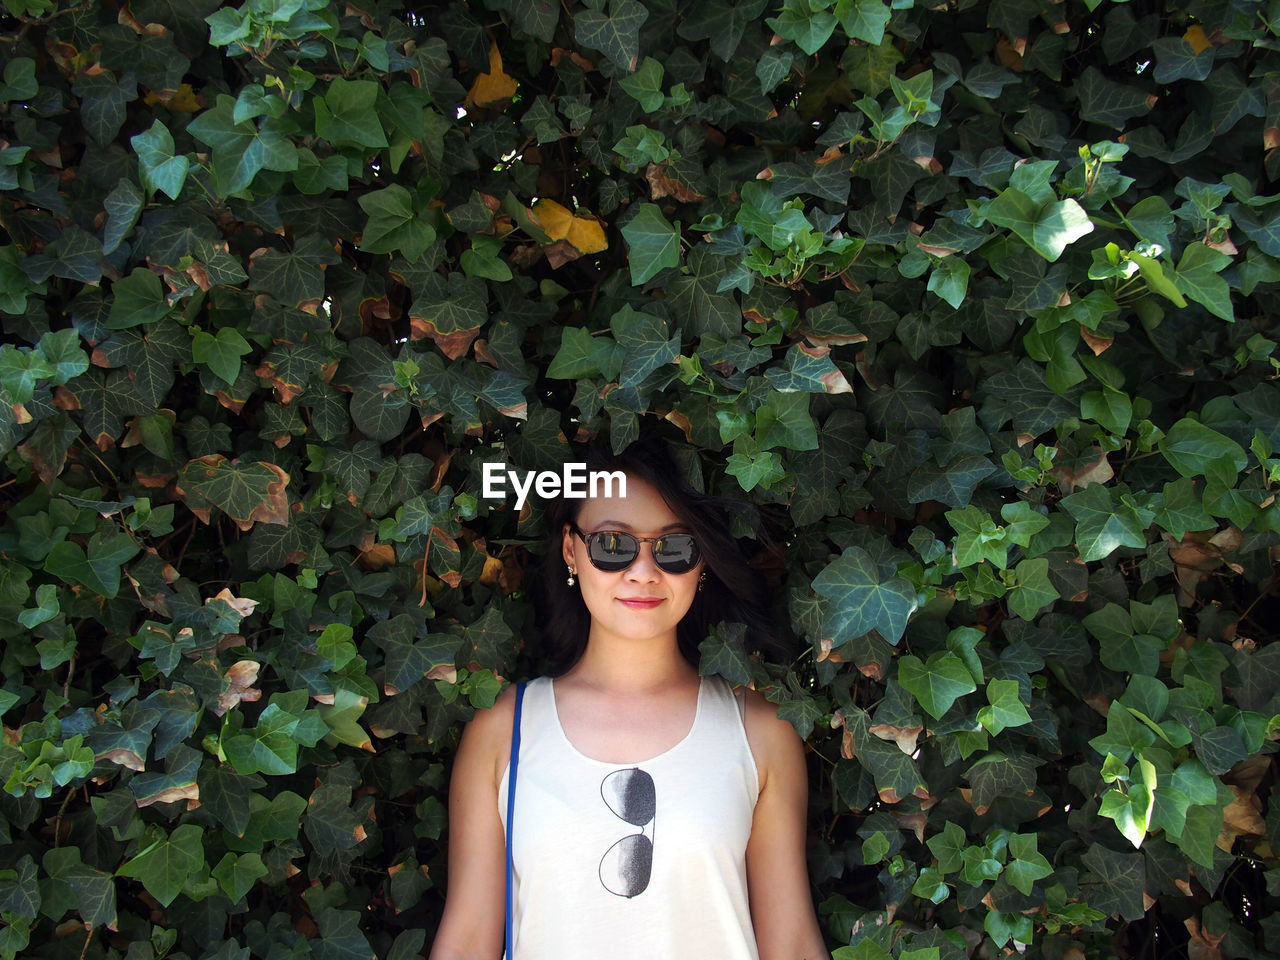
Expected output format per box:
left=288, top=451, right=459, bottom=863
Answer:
left=571, top=525, right=701, bottom=574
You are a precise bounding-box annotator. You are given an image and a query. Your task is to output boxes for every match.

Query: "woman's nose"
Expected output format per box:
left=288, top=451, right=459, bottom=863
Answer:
left=624, top=543, right=662, bottom=579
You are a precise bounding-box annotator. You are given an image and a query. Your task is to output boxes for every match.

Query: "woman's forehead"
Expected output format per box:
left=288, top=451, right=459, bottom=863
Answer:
left=574, top=475, right=683, bottom=529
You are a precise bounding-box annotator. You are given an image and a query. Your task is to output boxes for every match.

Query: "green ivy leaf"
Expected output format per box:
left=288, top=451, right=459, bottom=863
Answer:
left=42, top=847, right=116, bottom=928
left=984, top=910, right=1033, bottom=948
left=1007, top=557, right=1060, bottom=620
left=131, top=120, right=190, bottom=199
left=314, top=78, right=389, bottom=149
left=574, top=0, right=649, bottom=70
left=547, top=327, right=624, bottom=380
left=698, top=621, right=753, bottom=686
left=755, top=390, right=819, bottom=451
left=966, top=751, right=1038, bottom=813
left=1061, top=483, right=1147, bottom=561
left=907, top=453, right=995, bottom=508
left=976, top=677, right=1032, bottom=735
left=984, top=190, right=1094, bottom=261
left=211, top=851, right=268, bottom=904
left=1075, top=67, right=1153, bottom=129
left=768, top=1, right=837, bottom=54
left=619, top=57, right=664, bottom=112
left=835, top=0, right=891, bottom=44
left=192, top=328, right=252, bottom=385
left=223, top=703, right=302, bottom=776
left=107, top=268, right=171, bottom=329
left=1004, top=834, right=1053, bottom=894
left=102, top=178, right=144, bottom=255
left=116, top=823, right=205, bottom=908
left=204, top=6, right=251, bottom=45
left=178, top=457, right=290, bottom=530
left=1174, top=243, right=1234, bottom=320
left=0, top=855, right=39, bottom=919
left=248, top=234, right=340, bottom=308
left=43, top=529, right=140, bottom=599
left=0, top=57, right=38, bottom=102
left=359, top=185, right=436, bottom=259
left=898, top=652, right=977, bottom=719
left=725, top=442, right=786, bottom=492
left=926, top=820, right=967, bottom=873
left=1158, top=418, right=1248, bottom=478
left=188, top=94, right=299, bottom=196
left=947, top=505, right=1008, bottom=568
left=129, top=742, right=202, bottom=807
left=319, top=688, right=373, bottom=751
left=620, top=203, right=681, bottom=284
left=812, top=546, right=918, bottom=644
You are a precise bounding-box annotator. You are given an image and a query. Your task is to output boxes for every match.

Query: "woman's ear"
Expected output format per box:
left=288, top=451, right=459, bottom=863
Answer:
left=561, top=522, right=576, bottom=570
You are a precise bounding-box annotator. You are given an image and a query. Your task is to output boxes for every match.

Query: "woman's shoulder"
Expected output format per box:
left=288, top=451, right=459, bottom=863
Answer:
left=734, top=686, right=804, bottom=785
left=734, top=686, right=799, bottom=737
left=456, top=678, right=546, bottom=785
left=462, top=678, right=545, bottom=749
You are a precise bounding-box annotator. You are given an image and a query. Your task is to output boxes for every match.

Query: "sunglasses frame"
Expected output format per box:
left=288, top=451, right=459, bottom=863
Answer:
left=569, top=525, right=701, bottom=575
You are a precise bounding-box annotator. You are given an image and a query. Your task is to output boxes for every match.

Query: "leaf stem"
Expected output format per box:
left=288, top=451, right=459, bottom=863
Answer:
left=53, top=786, right=75, bottom=848
left=75, top=438, right=118, bottom=485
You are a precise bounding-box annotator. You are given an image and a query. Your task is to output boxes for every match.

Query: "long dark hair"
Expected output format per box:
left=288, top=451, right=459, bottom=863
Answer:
left=537, top=433, right=783, bottom=676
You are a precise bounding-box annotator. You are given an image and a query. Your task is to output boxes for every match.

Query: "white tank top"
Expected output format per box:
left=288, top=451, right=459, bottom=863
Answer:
left=498, top=675, right=761, bottom=960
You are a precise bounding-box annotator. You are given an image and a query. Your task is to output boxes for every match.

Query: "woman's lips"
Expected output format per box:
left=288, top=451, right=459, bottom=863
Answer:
left=618, top=598, right=663, bottom=609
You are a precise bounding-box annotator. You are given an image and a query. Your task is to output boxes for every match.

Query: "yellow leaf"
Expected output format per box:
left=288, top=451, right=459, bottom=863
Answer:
left=1183, top=24, right=1212, bottom=55
left=532, top=199, right=609, bottom=254
left=567, top=216, right=608, bottom=254
left=531, top=198, right=573, bottom=241
left=466, top=43, right=517, bottom=107
left=143, top=83, right=203, bottom=112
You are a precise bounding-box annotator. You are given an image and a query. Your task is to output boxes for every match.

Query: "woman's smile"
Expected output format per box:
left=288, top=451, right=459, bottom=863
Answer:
left=618, top=596, right=664, bottom=609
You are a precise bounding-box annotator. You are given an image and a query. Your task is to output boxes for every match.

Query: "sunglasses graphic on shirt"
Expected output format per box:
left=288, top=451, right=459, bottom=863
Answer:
left=599, top=767, right=655, bottom=898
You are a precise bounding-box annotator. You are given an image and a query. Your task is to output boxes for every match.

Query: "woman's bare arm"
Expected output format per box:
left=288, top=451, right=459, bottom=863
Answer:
left=743, top=692, right=832, bottom=960
left=427, top=688, right=516, bottom=960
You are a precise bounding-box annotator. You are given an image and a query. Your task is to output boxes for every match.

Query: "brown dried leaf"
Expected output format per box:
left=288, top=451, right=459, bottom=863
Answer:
left=1217, top=784, right=1266, bottom=850
left=663, top=409, right=693, bottom=443
left=360, top=541, right=396, bottom=571
left=1184, top=917, right=1225, bottom=960
left=645, top=163, right=707, bottom=202
left=136, top=783, right=200, bottom=807
left=99, top=748, right=146, bottom=771
left=1052, top=448, right=1113, bottom=492
left=213, top=660, right=262, bottom=717
left=1081, top=327, right=1113, bottom=355
left=209, top=587, right=258, bottom=619
left=870, top=723, right=923, bottom=755
left=542, top=238, right=583, bottom=270
left=409, top=314, right=481, bottom=360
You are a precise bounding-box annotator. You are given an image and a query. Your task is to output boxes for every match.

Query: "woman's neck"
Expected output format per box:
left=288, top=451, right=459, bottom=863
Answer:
left=565, top=631, right=698, bottom=694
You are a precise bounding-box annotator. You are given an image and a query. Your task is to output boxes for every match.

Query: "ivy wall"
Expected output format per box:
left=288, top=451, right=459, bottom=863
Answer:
left=0, top=0, right=1279, bottom=958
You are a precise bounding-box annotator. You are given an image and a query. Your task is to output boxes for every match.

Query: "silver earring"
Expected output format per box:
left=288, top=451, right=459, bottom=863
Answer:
left=567, top=567, right=576, bottom=587
left=698, top=571, right=706, bottom=592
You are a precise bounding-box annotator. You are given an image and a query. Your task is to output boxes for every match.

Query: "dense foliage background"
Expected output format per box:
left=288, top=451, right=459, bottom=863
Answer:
left=1, top=0, right=1278, bottom=957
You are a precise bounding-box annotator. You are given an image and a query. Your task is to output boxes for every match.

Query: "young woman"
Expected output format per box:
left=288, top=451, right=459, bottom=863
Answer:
left=429, top=438, right=830, bottom=960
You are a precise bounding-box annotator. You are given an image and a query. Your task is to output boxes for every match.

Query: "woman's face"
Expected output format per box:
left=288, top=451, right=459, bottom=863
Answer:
left=561, top=474, right=704, bottom=649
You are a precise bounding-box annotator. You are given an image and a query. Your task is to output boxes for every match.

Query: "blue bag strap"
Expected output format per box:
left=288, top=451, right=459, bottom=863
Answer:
left=504, top=681, right=526, bottom=959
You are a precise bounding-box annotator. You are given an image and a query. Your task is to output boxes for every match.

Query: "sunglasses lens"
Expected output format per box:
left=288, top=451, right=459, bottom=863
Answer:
left=600, top=768, right=656, bottom=824
left=599, top=833, right=653, bottom=898
left=586, top=531, right=640, bottom=571
left=653, top=534, right=699, bottom=573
